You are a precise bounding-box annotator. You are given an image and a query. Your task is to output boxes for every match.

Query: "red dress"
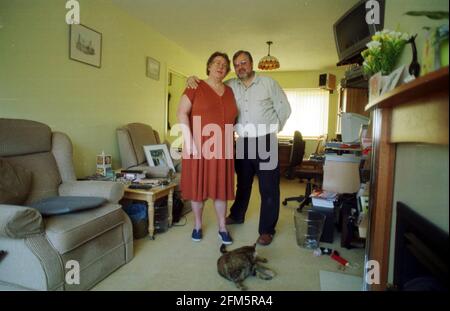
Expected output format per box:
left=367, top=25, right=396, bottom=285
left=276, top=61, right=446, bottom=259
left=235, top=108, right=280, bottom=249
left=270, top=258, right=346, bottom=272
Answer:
left=180, top=81, right=238, bottom=201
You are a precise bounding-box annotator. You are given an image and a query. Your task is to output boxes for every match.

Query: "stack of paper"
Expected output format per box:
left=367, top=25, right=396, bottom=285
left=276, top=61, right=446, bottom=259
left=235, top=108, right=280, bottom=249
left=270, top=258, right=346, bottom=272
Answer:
left=310, top=189, right=337, bottom=208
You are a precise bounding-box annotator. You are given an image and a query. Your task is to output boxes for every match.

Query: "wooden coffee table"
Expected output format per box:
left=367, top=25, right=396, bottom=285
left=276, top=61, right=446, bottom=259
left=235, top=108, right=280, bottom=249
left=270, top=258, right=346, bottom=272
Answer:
left=123, top=182, right=177, bottom=240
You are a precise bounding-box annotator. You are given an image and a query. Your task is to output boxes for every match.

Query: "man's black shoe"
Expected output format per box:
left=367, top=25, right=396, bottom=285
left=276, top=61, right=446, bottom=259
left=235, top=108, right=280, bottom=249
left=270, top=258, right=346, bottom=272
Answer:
left=225, top=217, right=244, bottom=225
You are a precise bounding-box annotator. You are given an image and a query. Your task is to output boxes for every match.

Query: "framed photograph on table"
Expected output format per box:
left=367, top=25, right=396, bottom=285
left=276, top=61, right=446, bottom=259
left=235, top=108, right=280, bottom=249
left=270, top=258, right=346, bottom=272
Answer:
left=146, top=57, right=160, bottom=80
left=69, top=24, right=102, bottom=68
left=381, top=65, right=406, bottom=94
left=143, top=144, right=175, bottom=171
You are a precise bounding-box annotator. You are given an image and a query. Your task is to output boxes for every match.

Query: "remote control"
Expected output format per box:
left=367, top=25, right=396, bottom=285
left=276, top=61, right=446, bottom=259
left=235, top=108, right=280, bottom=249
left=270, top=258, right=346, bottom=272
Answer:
left=128, top=184, right=153, bottom=190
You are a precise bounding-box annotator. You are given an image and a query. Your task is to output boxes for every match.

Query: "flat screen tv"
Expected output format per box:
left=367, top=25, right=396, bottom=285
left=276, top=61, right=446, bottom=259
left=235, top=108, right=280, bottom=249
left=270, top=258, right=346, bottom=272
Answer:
left=334, top=0, right=385, bottom=66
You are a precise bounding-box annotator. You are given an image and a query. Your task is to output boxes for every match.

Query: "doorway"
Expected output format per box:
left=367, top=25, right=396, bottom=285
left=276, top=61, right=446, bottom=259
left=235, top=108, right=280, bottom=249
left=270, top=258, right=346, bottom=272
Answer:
left=166, top=69, right=187, bottom=144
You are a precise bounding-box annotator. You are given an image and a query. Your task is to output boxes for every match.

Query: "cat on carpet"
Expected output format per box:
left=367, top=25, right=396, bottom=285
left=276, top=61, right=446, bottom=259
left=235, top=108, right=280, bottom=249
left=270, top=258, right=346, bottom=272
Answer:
left=0, top=250, right=7, bottom=263
left=217, top=243, right=275, bottom=290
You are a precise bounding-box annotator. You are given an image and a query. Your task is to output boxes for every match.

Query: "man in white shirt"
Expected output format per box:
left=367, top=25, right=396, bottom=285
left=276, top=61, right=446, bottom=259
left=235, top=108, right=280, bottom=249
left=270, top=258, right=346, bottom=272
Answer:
left=187, top=50, right=291, bottom=245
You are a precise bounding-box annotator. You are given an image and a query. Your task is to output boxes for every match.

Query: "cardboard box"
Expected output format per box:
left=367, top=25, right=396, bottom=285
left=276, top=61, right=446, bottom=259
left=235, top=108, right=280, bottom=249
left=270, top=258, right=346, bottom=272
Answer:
left=323, top=155, right=361, bottom=194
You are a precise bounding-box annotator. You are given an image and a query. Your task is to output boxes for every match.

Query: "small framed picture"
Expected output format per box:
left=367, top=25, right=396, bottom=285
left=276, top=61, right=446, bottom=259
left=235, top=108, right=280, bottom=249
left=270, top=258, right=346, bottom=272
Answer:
left=69, top=24, right=102, bottom=68
left=146, top=57, right=160, bottom=80
left=381, top=65, right=405, bottom=94
left=143, top=144, right=175, bottom=171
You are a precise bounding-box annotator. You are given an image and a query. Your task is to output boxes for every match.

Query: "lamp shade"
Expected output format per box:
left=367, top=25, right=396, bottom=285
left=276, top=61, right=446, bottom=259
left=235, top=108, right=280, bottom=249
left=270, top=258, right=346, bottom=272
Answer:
left=258, top=41, right=280, bottom=70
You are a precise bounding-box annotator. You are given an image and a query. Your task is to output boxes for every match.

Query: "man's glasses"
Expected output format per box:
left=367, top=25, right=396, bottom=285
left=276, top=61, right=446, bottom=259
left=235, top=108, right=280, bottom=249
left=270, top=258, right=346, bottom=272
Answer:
left=233, top=60, right=248, bottom=67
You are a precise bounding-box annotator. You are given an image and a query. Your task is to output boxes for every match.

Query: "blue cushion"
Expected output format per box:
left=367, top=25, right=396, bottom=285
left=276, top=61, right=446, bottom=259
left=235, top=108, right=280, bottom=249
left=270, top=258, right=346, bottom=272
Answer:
left=30, top=196, right=106, bottom=216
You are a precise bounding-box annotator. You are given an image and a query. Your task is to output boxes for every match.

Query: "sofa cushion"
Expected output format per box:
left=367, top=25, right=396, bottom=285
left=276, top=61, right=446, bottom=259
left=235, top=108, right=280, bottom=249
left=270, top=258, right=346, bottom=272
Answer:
left=44, top=203, right=125, bottom=254
left=6, top=152, right=62, bottom=205
left=30, top=196, right=106, bottom=216
left=0, top=205, right=44, bottom=239
left=0, top=158, right=32, bottom=205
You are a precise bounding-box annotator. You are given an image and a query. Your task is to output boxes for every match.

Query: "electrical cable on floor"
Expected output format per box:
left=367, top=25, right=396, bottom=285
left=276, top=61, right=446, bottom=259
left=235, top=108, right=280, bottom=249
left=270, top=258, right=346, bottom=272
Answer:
left=171, top=215, right=187, bottom=226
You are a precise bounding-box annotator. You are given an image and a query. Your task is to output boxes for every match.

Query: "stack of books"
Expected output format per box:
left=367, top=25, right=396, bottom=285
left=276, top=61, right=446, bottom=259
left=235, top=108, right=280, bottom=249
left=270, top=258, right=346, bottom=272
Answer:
left=310, top=189, right=338, bottom=208
left=325, top=142, right=361, bottom=149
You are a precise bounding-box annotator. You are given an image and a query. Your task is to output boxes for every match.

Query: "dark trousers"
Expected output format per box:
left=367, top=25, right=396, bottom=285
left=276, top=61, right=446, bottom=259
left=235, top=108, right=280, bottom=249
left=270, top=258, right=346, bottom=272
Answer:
left=229, top=134, right=280, bottom=235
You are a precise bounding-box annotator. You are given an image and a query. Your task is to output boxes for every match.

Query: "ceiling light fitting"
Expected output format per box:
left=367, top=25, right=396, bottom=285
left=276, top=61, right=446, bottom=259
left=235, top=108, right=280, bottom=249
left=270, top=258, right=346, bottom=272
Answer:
left=258, top=41, right=280, bottom=70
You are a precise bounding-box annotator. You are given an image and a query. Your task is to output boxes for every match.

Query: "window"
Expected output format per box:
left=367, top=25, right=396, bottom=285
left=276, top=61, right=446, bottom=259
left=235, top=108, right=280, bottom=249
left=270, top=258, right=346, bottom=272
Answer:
left=279, top=88, right=329, bottom=138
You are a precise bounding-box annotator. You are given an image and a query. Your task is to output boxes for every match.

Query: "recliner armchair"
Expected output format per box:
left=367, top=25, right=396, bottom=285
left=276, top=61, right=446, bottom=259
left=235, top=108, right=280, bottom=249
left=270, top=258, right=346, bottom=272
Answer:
left=0, top=118, right=133, bottom=290
left=117, top=122, right=181, bottom=178
left=116, top=122, right=190, bottom=219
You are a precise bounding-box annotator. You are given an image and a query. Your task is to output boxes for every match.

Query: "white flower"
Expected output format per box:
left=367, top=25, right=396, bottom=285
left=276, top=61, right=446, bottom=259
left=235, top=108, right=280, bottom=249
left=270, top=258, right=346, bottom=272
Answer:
left=389, top=30, right=398, bottom=37
left=401, top=33, right=411, bottom=41
left=367, top=41, right=381, bottom=49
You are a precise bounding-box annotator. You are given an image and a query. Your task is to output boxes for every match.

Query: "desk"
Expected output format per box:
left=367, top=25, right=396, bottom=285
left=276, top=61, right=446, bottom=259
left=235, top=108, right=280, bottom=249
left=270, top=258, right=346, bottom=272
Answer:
left=123, top=183, right=177, bottom=239
left=278, top=142, right=292, bottom=173
left=296, top=156, right=324, bottom=184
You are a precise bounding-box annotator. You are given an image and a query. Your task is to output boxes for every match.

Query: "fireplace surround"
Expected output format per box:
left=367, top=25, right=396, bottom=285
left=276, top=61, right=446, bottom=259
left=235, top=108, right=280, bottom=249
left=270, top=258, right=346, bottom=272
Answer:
left=393, top=202, right=449, bottom=291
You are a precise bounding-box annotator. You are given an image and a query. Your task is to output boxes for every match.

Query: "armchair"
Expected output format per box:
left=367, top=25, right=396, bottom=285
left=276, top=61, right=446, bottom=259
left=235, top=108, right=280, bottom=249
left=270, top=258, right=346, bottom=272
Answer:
left=0, top=118, right=133, bottom=290
left=116, top=122, right=181, bottom=177
left=116, top=122, right=190, bottom=220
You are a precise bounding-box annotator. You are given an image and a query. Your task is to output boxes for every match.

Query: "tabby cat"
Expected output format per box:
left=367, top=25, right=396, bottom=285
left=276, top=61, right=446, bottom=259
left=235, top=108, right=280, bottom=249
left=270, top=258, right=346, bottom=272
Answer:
left=217, top=243, right=275, bottom=290
left=0, top=250, right=7, bottom=262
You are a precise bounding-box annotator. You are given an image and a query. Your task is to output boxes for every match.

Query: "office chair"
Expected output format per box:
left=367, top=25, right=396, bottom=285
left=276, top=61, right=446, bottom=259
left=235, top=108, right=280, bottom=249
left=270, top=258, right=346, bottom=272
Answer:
left=283, top=132, right=323, bottom=212
left=284, top=131, right=305, bottom=180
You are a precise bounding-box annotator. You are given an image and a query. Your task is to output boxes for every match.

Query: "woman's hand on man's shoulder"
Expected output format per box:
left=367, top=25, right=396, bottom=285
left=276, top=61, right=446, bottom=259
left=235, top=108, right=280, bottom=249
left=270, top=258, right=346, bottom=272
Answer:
left=186, top=76, right=201, bottom=89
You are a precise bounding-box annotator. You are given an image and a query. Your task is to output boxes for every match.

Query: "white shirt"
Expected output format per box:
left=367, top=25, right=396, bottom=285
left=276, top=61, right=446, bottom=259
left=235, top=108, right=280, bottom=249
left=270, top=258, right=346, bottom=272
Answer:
left=226, top=74, right=291, bottom=138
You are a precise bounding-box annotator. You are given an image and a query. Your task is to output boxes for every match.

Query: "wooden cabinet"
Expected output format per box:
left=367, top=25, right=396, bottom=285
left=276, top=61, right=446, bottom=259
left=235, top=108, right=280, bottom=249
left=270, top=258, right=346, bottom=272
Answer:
left=336, top=86, right=369, bottom=134
left=341, top=87, right=369, bottom=117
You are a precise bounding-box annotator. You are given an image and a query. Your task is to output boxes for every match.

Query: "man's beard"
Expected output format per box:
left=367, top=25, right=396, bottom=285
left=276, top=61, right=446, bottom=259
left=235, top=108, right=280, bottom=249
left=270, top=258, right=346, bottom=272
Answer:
left=238, top=70, right=254, bottom=80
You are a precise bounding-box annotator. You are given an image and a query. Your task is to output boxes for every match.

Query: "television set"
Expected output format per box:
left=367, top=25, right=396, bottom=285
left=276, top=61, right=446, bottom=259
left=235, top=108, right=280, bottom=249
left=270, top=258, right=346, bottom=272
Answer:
left=333, top=0, right=385, bottom=66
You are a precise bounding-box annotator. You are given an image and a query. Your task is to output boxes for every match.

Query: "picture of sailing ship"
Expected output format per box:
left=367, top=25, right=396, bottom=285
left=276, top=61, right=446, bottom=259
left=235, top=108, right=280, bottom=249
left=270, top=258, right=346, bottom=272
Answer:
left=69, top=24, right=102, bottom=68
left=76, top=34, right=96, bottom=55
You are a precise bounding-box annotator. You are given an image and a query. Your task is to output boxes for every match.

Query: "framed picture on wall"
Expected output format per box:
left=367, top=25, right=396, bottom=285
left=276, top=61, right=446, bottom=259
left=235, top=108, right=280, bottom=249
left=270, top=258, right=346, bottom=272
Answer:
left=69, top=24, right=102, bottom=68
left=146, top=57, right=160, bottom=80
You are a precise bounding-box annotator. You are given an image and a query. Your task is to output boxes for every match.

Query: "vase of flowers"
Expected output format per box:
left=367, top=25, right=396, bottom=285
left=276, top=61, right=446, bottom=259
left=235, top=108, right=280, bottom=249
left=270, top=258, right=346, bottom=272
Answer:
left=361, top=29, right=411, bottom=77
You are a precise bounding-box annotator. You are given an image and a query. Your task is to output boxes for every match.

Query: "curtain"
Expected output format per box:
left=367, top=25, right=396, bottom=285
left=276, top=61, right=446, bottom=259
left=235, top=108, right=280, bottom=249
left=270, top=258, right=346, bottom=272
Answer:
left=279, top=88, right=329, bottom=137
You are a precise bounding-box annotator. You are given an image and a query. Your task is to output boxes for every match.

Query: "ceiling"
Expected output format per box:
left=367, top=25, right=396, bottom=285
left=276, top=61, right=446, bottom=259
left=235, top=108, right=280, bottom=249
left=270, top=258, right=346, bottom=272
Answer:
left=111, top=0, right=359, bottom=71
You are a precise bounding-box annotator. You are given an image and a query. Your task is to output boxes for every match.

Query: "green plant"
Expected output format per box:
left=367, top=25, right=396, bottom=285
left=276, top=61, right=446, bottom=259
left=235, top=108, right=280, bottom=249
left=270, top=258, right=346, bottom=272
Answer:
left=404, top=11, right=448, bottom=20
left=361, top=29, right=411, bottom=76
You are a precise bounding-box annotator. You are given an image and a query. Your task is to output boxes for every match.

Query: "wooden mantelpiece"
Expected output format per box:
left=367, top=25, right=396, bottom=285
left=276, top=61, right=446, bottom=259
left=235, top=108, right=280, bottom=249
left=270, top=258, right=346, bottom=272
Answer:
left=365, top=66, right=449, bottom=291
left=365, top=66, right=449, bottom=111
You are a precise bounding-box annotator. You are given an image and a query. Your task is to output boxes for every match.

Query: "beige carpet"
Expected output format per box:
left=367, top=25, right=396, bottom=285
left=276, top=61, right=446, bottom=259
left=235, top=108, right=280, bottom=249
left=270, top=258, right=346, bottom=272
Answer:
left=93, top=178, right=365, bottom=291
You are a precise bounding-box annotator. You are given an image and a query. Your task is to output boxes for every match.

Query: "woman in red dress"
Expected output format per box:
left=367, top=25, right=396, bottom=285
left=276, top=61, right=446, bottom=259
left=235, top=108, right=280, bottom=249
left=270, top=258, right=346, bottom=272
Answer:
left=177, top=52, right=238, bottom=244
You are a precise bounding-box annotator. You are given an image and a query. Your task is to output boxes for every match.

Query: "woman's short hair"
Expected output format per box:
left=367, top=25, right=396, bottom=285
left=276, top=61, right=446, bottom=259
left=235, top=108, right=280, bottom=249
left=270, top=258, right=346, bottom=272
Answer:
left=206, top=52, right=231, bottom=75
left=232, top=50, right=253, bottom=64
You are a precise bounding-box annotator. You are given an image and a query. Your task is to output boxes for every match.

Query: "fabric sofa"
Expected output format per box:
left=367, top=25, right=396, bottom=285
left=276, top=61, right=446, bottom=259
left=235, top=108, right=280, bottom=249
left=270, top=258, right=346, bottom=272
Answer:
left=0, top=118, right=133, bottom=290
